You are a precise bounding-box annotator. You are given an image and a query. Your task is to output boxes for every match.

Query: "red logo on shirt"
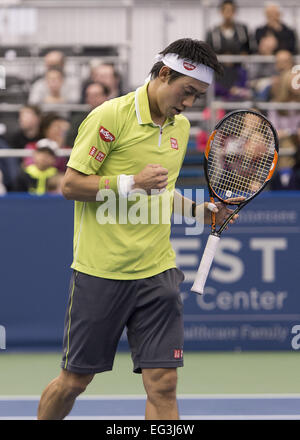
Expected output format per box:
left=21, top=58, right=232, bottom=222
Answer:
left=183, top=61, right=196, bottom=71
left=170, top=138, right=178, bottom=150
left=174, top=349, right=183, bottom=359
left=95, top=151, right=106, bottom=162
left=89, top=146, right=97, bottom=157
left=99, top=126, right=115, bottom=142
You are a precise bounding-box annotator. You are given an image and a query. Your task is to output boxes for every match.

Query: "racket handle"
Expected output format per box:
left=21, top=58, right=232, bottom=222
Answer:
left=191, top=234, right=220, bottom=295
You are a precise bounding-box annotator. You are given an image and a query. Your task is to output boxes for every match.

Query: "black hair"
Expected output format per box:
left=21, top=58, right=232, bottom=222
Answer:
left=220, top=0, right=236, bottom=9
left=86, top=81, right=110, bottom=97
left=40, top=112, right=69, bottom=137
left=21, top=104, right=42, bottom=118
left=149, top=38, right=223, bottom=82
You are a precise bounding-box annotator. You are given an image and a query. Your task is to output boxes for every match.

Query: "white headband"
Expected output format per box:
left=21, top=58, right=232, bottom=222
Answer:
left=154, top=53, right=214, bottom=85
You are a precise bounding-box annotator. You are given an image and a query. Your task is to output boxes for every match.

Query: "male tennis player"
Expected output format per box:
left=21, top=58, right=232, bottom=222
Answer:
left=37, top=38, right=237, bottom=420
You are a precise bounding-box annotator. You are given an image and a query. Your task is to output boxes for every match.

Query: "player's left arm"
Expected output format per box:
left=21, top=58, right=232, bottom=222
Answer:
left=172, top=190, right=239, bottom=226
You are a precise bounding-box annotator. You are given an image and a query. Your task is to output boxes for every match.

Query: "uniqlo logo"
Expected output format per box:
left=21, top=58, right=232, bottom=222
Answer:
left=104, top=179, right=110, bottom=189
left=89, top=146, right=97, bottom=157
left=174, top=349, right=183, bottom=359
left=99, top=126, right=115, bottom=142
left=95, top=151, right=106, bottom=162
left=170, top=137, right=178, bottom=150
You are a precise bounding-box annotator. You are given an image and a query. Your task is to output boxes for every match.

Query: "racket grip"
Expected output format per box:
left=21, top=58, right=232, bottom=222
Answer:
left=191, top=234, right=220, bottom=295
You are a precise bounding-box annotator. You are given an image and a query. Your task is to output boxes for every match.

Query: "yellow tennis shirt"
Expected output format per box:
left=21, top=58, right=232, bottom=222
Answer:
left=67, top=81, right=190, bottom=279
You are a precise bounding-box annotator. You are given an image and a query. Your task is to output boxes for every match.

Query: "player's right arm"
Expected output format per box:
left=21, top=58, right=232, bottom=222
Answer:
left=62, top=164, right=169, bottom=202
left=61, top=102, right=168, bottom=202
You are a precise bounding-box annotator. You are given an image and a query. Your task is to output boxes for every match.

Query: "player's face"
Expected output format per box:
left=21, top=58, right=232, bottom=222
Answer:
left=158, top=74, right=209, bottom=119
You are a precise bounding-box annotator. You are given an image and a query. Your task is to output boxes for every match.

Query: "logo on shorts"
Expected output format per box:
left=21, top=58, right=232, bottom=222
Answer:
left=89, top=146, right=97, bottom=157
left=99, top=126, right=115, bottom=142
left=183, top=61, right=196, bottom=71
left=174, top=349, right=183, bottom=359
left=170, top=138, right=179, bottom=150
left=95, top=151, right=106, bottom=162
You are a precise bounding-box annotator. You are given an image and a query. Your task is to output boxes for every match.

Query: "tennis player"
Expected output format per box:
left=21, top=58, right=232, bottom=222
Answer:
left=37, top=38, right=237, bottom=420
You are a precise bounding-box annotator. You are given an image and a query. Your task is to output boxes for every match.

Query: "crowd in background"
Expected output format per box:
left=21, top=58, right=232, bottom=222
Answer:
left=0, top=0, right=300, bottom=194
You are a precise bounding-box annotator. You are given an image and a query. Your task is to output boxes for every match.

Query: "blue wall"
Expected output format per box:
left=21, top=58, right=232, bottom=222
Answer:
left=1, top=192, right=299, bottom=351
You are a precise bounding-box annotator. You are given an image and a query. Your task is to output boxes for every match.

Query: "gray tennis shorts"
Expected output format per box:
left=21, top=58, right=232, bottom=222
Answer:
left=61, top=268, right=185, bottom=374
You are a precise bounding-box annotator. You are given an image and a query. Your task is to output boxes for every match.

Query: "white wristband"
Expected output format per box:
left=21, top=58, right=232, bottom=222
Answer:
left=117, top=174, right=135, bottom=198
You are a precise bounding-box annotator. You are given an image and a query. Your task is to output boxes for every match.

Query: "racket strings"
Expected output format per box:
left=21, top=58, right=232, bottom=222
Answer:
left=208, top=113, right=276, bottom=199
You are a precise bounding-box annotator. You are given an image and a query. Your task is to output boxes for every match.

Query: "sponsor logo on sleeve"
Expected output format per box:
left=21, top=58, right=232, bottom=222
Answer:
left=95, top=151, right=106, bottom=162
left=99, top=126, right=115, bottom=142
left=89, top=146, right=97, bottom=157
left=170, top=137, right=179, bottom=150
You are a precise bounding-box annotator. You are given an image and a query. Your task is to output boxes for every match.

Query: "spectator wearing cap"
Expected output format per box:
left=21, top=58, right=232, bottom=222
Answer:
left=255, top=4, right=297, bottom=54
left=206, top=0, right=252, bottom=55
left=13, top=139, right=59, bottom=195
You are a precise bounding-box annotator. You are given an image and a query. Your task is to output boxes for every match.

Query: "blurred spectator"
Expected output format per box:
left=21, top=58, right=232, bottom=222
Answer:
left=206, top=0, right=252, bottom=55
left=0, top=135, right=20, bottom=192
left=66, top=82, right=110, bottom=146
left=28, top=50, right=81, bottom=105
left=0, top=170, right=6, bottom=195
left=24, top=112, right=71, bottom=172
left=270, top=154, right=300, bottom=190
left=7, top=105, right=42, bottom=149
left=43, top=68, right=66, bottom=104
left=81, top=61, right=122, bottom=102
left=206, top=1, right=252, bottom=101
left=249, top=34, right=278, bottom=100
left=196, top=108, right=226, bottom=151
left=46, top=172, right=64, bottom=195
left=268, top=69, right=300, bottom=142
left=251, top=49, right=294, bottom=102
left=13, top=138, right=59, bottom=195
left=214, top=61, right=251, bottom=100
left=255, top=4, right=297, bottom=54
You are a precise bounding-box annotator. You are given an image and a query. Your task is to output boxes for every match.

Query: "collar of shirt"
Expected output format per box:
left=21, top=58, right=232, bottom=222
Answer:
left=134, top=81, right=175, bottom=127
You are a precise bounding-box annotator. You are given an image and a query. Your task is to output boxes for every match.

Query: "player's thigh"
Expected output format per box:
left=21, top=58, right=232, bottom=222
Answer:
left=127, top=268, right=184, bottom=374
left=61, top=270, right=136, bottom=374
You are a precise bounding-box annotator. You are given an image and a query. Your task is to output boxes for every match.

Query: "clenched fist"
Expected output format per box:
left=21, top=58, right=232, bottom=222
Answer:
left=133, top=164, right=168, bottom=194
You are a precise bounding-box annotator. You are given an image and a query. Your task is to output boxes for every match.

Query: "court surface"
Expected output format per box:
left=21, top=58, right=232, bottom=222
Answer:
left=1, top=351, right=299, bottom=419
left=1, top=394, right=300, bottom=420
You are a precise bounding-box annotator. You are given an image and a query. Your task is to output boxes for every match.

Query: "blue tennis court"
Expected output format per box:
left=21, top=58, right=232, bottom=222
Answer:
left=1, top=395, right=300, bottom=420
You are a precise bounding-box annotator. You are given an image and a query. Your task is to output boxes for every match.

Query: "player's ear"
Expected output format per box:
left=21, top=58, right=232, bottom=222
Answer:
left=158, top=65, right=171, bottom=83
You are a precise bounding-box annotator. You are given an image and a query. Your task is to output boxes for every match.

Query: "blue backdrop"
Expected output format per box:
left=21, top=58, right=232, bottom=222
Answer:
left=0, top=192, right=299, bottom=351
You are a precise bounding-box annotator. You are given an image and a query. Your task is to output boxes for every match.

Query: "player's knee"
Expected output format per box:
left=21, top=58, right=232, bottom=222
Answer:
left=143, top=368, right=177, bottom=403
left=58, top=370, right=94, bottom=398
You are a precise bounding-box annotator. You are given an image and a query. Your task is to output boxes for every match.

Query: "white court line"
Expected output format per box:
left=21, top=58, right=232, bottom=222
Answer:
left=1, top=393, right=300, bottom=400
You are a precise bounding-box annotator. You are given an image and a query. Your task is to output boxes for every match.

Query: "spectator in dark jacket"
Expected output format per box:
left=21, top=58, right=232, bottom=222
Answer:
left=255, top=4, right=297, bottom=54
left=206, top=0, right=252, bottom=55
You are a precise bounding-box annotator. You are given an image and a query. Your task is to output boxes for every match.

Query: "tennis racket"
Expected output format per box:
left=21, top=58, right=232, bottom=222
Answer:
left=191, top=109, right=279, bottom=294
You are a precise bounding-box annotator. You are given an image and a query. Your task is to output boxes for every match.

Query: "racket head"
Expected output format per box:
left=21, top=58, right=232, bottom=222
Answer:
left=204, top=110, right=279, bottom=205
